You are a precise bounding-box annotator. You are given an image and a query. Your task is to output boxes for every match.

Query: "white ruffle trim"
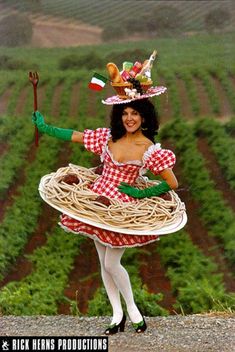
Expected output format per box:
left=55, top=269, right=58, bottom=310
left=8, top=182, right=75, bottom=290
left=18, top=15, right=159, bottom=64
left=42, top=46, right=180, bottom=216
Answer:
left=140, top=143, right=161, bottom=175
left=58, top=222, right=160, bottom=248
left=142, top=143, right=161, bottom=163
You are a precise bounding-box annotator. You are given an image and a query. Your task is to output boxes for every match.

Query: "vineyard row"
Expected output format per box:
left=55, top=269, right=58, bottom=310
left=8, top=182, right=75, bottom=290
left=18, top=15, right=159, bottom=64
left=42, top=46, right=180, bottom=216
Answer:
left=0, top=73, right=235, bottom=315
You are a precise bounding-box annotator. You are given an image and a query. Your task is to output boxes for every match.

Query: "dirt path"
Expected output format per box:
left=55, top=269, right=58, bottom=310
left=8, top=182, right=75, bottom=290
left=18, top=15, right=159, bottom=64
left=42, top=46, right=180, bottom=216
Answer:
left=176, top=78, right=194, bottom=119
left=194, top=77, right=212, bottom=116
left=197, top=137, right=235, bottom=213
left=139, top=243, right=176, bottom=313
left=58, top=238, right=101, bottom=314
left=51, top=83, right=64, bottom=117
left=31, top=18, right=102, bottom=48
left=231, top=75, right=235, bottom=91
left=0, top=86, right=13, bottom=115
left=69, top=82, right=81, bottom=118
left=14, top=86, right=30, bottom=115
left=0, top=143, right=9, bottom=158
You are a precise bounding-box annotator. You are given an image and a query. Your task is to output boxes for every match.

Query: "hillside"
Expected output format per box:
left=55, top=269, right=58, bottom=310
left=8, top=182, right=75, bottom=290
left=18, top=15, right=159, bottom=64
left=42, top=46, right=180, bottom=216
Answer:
left=0, top=4, right=102, bottom=47
left=30, top=16, right=102, bottom=48
left=1, top=0, right=235, bottom=30
left=0, top=1, right=235, bottom=47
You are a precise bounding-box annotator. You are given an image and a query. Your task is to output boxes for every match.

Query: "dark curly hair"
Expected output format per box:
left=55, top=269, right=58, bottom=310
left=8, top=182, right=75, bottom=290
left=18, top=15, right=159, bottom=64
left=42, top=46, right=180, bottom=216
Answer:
left=109, top=99, right=159, bottom=143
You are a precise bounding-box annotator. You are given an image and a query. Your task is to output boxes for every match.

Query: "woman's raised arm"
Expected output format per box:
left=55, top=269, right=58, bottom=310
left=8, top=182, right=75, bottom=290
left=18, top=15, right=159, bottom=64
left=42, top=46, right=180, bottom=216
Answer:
left=32, top=111, right=84, bottom=144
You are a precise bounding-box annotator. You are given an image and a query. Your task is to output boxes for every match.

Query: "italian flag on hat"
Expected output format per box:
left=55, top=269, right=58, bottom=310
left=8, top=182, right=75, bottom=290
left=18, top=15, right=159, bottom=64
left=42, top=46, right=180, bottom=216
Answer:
left=88, top=73, right=108, bottom=91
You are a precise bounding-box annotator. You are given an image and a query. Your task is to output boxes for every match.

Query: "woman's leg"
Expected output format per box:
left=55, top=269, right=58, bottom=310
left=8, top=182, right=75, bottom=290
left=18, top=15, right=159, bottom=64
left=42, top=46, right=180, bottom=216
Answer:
left=94, top=240, right=123, bottom=325
left=104, top=246, right=143, bottom=324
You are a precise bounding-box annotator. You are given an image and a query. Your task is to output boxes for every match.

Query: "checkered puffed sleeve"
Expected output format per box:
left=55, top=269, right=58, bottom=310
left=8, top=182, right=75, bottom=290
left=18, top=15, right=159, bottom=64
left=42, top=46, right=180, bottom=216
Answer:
left=143, top=143, right=176, bottom=175
left=83, top=128, right=110, bottom=155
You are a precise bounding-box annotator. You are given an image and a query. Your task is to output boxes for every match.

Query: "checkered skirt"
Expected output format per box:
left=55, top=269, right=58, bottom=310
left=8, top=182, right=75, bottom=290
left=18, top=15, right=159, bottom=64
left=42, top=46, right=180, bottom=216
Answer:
left=59, top=128, right=176, bottom=248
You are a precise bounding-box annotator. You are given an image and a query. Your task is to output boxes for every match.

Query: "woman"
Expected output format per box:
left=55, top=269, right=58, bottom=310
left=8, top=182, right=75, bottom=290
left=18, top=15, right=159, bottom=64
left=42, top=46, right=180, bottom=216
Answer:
left=32, top=98, right=178, bottom=334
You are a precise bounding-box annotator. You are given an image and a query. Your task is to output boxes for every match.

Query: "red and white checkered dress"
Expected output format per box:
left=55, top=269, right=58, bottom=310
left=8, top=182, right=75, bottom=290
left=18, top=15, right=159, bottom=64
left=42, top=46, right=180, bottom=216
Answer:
left=60, top=128, right=176, bottom=248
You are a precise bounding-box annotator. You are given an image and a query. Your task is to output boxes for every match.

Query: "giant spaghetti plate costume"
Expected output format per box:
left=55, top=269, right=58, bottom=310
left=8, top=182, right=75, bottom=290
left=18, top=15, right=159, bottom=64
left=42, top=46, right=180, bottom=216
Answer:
left=38, top=52, right=187, bottom=248
left=39, top=128, right=187, bottom=248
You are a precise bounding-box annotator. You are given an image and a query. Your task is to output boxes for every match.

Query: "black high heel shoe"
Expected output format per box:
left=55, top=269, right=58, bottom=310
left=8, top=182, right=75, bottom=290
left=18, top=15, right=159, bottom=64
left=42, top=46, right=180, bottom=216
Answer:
left=104, top=314, right=126, bottom=335
left=132, top=317, right=147, bottom=333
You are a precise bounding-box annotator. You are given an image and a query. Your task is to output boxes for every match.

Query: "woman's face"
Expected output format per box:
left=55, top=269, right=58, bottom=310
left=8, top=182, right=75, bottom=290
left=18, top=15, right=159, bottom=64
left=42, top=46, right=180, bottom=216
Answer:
left=121, top=107, right=143, bottom=134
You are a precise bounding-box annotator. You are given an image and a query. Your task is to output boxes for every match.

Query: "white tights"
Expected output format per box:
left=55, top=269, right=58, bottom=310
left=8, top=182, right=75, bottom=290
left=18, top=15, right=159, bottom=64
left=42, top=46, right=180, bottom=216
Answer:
left=94, top=240, right=142, bottom=325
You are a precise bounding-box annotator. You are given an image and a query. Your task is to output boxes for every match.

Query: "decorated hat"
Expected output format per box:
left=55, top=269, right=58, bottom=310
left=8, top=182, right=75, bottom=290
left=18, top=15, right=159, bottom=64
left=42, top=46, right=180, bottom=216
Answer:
left=89, top=50, right=167, bottom=105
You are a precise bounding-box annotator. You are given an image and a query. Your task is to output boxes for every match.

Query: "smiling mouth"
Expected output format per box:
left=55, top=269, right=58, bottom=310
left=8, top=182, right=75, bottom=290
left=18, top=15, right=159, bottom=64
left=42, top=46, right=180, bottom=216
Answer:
left=125, top=124, right=141, bottom=134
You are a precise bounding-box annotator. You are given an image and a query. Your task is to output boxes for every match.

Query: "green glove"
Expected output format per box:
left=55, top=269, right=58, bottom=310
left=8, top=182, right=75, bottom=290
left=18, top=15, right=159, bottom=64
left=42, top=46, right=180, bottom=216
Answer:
left=32, top=111, right=74, bottom=141
left=118, top=180, right=171, bottom=198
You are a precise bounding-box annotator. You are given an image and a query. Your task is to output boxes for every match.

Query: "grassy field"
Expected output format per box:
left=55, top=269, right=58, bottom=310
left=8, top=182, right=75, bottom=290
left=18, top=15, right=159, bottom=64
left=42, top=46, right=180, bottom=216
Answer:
left=0, top=31, right=234, bottom=74
left=2, top=0, right=235, bottom=31
left=0, top=30, right=235, bottom=315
